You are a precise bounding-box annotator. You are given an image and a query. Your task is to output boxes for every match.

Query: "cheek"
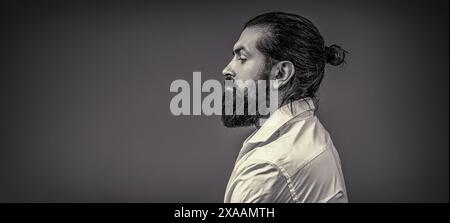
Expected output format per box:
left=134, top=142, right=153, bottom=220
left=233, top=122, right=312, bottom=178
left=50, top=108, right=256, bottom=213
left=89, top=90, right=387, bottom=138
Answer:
left=235, top=60, right=265, bottom=81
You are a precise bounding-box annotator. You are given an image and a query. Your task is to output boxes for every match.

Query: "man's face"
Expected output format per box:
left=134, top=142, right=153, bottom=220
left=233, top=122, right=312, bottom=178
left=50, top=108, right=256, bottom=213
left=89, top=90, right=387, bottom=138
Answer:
left=221, top=27, right=274, bottom=127
left=222, top=27, right=268, bottom=81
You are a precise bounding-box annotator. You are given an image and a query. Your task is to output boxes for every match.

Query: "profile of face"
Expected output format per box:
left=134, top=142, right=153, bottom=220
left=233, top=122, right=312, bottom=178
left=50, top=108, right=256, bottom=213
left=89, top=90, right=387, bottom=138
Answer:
left=221, top=27, right=276, bottom=127
left=220, top=12, right=347, bottom=128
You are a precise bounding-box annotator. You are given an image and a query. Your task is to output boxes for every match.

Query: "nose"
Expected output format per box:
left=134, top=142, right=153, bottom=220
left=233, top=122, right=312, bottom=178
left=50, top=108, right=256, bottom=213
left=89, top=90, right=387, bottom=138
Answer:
left=222, top=61, right=234, bottom=78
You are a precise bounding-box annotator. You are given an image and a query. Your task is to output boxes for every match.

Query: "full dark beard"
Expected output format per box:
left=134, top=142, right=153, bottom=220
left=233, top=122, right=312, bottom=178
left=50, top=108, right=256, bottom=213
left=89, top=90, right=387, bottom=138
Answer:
left=221, top=92, right=260, bottom=128
left=220, top=75, right=272, bottom=128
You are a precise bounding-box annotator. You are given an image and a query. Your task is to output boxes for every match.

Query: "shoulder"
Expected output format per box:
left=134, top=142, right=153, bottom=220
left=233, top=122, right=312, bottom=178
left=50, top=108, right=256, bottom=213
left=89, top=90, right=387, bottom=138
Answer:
left=249, top=115, right=333, bottom=173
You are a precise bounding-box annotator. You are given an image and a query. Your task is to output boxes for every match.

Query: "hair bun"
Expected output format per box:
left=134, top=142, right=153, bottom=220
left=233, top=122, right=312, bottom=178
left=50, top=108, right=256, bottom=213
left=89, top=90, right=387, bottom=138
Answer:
left=325, top=44, right=347, bottom=66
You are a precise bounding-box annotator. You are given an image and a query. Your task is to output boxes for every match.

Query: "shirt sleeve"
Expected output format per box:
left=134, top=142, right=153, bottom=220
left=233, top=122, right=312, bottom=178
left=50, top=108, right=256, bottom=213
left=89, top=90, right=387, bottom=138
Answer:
left=226, top=159, right=292, bottom=203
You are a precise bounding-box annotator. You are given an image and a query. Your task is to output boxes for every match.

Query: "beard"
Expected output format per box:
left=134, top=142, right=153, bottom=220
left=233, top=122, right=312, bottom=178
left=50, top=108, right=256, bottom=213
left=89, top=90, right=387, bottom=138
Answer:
left=220, top=91, right=260, bottom=128
left=221, top=65, right=272, bottom=128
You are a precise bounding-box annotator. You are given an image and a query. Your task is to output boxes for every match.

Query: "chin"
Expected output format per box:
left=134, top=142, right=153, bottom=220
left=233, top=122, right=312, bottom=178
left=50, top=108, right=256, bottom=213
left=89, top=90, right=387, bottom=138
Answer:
left=221, top=115, right=259, bottom=128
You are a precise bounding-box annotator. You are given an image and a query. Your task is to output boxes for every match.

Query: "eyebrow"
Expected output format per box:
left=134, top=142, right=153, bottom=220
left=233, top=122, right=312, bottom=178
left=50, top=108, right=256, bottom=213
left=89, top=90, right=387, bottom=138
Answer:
left=232, top=46, right=249, bottom=56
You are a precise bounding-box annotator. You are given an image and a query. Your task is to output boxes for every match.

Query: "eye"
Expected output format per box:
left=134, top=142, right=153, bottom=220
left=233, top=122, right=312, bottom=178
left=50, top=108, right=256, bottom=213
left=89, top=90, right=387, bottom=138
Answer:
left=238, top=57, right=247, bottom=62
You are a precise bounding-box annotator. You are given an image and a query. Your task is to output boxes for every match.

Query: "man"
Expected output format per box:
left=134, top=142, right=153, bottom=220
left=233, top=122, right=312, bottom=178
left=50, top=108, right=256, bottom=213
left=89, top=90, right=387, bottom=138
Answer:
left=221, top=12, right=348, bottom=203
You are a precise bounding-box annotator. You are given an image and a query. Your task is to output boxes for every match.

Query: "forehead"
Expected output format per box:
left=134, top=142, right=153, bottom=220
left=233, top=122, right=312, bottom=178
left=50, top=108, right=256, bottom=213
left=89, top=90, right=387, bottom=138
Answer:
left=233, top=27, right=266, bottom=53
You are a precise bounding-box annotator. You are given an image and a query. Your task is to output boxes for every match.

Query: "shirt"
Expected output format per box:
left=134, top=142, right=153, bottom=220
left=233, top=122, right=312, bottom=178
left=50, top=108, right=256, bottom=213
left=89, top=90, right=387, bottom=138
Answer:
left=224, top=98, right=348, bottom=203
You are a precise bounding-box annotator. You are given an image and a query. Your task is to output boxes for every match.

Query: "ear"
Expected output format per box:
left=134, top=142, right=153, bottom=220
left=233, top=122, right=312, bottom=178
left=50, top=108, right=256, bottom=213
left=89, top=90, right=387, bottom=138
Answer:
left=273, top=61, right=295, bottom=89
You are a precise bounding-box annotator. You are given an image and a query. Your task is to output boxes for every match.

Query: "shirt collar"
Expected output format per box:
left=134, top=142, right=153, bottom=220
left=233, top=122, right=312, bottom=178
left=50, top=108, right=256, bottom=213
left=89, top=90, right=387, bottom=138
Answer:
left=246, top=98, right=316, bottom=144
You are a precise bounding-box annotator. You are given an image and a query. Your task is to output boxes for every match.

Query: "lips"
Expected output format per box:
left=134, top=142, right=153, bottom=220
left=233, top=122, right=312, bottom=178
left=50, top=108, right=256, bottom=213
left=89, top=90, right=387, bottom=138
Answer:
left=224, top=82, right=235, bottom=93
left=223, top=76, right=235, bottom=93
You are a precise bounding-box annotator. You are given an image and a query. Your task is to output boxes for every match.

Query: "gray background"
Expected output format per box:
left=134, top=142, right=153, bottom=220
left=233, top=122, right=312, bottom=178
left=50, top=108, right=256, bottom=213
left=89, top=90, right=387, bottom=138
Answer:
left=0, top=0, right=448, bottom=202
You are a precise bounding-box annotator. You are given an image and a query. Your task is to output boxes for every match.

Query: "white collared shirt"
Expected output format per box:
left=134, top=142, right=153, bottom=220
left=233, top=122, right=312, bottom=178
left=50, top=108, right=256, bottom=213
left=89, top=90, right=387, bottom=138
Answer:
left=224, top=99, right=348, bottom=203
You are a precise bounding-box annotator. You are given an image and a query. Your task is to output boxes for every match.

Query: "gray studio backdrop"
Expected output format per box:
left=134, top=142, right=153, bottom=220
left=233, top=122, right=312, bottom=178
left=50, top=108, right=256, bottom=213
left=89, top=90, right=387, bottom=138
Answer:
left=0, top=0, right=448, bottom=202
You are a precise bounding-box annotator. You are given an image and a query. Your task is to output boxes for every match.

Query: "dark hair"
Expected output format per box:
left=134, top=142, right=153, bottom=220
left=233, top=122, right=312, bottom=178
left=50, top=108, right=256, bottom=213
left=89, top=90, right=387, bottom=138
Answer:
left=244, top=12, right=347, bottom=110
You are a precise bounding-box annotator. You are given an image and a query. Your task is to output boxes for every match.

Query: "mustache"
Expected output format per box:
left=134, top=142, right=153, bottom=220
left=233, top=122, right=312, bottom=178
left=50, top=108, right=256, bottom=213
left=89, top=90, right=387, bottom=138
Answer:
left=224, top=75, right=235, bottom=82
left=223, top=77, right=237, bottom=92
